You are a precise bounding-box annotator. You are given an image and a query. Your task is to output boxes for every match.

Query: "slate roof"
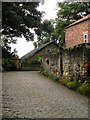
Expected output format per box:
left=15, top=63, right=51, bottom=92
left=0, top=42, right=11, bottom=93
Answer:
left=21, top=41, right=59, bottom=59
left=65, top=14, right=90, bottom=29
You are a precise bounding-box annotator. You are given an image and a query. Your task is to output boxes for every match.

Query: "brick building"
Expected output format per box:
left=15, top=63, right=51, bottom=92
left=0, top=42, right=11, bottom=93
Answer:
left=65, top=14, right=90, bottom=48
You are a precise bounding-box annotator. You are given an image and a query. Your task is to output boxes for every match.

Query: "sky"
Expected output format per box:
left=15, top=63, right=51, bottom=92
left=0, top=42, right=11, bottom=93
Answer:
left=11, top=0, right=64, bottom=58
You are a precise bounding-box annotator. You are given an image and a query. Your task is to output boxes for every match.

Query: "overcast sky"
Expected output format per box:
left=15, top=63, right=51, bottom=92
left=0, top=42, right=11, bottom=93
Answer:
left=11, top=0, right=64, bottom=58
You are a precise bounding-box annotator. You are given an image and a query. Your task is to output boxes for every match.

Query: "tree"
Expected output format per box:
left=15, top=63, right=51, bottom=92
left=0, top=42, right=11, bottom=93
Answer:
left=33, top=41, right=38, bottom=49
left=2, top=2, right=42, bottom=55
left=33, top=19, right=55, bottom=48
left=54, top=2, right=90, bottom=47
left=2, top=2, right=42, bottom=41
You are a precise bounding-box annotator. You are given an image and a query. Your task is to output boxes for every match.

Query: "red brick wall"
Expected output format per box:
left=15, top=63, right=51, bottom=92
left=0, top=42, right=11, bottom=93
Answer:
left=65, top=20, right=90, bottom=48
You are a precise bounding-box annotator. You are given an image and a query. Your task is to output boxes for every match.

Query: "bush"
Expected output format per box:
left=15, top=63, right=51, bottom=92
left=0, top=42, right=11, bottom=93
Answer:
left=41, top=70, right=48, bottom=76
left=67, top=81, right=80, bottom=90
left=61, top=79, right=71, bottom=86
left=49, top=74, right=59, bottom=82
left=79, top=83, right=90, bottom=96
left=40, top=69, right=59, bottom=82
left=53, top=76, right=59, bottom=81
left=2, top=59, right=17, bottom=71
left=39, top=66, right=44, bottom=73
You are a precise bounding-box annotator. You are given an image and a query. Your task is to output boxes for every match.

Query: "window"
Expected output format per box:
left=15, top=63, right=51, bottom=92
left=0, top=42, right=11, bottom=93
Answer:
left=84, top=33, right=88, bottom=43
left=46, top=48, right=51, bottom=53
left=45, top=58, right=49, bottom=64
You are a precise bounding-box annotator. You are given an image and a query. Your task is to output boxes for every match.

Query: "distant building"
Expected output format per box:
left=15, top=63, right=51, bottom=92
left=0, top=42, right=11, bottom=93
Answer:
left=65, top=14, right=90, bottom=48
left=21, top=41, right=61, bottom=72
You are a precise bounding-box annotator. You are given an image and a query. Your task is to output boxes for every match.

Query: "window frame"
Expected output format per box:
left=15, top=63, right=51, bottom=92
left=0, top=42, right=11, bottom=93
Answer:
left=83, top=33, right=88, bottom=43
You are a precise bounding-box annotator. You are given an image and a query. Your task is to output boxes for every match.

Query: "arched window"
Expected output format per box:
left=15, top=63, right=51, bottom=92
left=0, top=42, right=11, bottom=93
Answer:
left=45, top=58, right=49, bottom=64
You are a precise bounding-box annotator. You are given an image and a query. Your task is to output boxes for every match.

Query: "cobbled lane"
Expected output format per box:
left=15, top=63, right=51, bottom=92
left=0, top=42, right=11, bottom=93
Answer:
left=2, top=71, right=88, bottom=118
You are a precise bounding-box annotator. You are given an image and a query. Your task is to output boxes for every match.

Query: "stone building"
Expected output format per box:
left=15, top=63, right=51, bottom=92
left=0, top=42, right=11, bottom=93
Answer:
left=21, top=41, right=61, bottom=72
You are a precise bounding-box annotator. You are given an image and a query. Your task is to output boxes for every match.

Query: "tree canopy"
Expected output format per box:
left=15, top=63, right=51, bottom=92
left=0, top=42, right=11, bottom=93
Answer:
left=2, top=2, right=43, bottom=58
left=2, top=2, right=42, bottom=42
left=33, top=19, right=55, bottom=48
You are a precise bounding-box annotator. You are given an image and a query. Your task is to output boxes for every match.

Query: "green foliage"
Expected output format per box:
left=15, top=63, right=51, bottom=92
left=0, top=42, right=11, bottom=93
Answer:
left=22, top=59, right=41, bottom=66
left=39, top=65, right=44, bottom=73
left=34, top=19, right=55, bottom=48
left=79, top=83, right=90, bottom=96
left=57, top=2, right=89, bottom=22
left=40, top=67, right=90, bottom=96
left=30, top=60, right=41, bottom=66
left=2, top=59, right=17, bottom=71
left=49, top=74, right=59, bottom=82
left=61, top=79, right=71, bottom=86
left=54, top=20, right=66, bottom=47
left=2, top=2, right=42, bottom=56
left=61, top=78, right=90, bottom=96
left=2, top=2, right=42, bottom=41
left=2, top=58, right=22, bottom=71
left=21, top=59, right=30, bottom=66
left=40, top=68, right=59, bottom=82
left=67, top=81, right=80, bottom=90
left=2, top=46, right=18, bottom=59
left=41, top=71, right=48, bottom=76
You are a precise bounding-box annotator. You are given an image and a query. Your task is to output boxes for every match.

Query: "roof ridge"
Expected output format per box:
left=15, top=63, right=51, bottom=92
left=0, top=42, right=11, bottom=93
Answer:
left=21, top=41, right=58, bottom=59
left=65, top=14, right=90, bottom=29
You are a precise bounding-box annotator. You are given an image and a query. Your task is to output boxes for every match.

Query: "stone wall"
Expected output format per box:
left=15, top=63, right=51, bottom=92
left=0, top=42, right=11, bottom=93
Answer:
left=22, top=65, right=40, bottom=71
left=42, top=53, right=60, bottom=76
left=40, top=44, right=90, bottom=81
left=62, top=44, right=90, bottom=80
left=42, top=43, right=90, bottom=81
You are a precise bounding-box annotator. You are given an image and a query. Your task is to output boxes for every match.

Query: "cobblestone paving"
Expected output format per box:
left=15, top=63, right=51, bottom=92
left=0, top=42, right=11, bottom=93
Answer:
left=2, top=71, right=88, bottom=118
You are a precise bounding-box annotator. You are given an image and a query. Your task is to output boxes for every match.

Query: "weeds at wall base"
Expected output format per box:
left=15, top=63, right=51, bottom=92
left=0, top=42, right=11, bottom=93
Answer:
left=39, top=70, right=59, bottom=83
left=40, top=70, right=90, bottom=97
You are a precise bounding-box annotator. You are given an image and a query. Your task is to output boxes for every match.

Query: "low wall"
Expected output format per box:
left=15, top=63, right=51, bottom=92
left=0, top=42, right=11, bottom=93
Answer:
left=22, top=64, right=41, bottom=71
left=42, top=44, right=90, bottom=81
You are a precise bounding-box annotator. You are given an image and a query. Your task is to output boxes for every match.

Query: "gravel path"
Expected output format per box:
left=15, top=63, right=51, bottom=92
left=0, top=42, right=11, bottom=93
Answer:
left=2, top=71, right=88, bottom=118
left=0, top=72, right=2, bottom=119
